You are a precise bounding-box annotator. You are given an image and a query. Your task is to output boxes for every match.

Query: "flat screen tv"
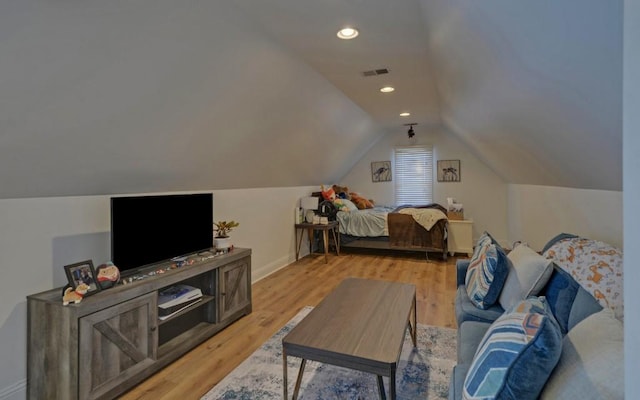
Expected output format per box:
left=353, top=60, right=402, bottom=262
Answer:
left=111, top=193, right=213, bottom=276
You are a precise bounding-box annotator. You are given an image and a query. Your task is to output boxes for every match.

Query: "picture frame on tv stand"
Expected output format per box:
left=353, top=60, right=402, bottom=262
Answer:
left=64, top=260, right=100, bottom=296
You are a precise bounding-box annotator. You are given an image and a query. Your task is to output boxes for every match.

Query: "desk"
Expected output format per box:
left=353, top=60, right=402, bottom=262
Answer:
left=295, top=221, right=340, bottom=263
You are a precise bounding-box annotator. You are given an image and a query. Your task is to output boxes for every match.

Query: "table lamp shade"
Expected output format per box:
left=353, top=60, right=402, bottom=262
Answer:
left=301, top=197, right=319, bottom=223
left=301, top=196, right=319, bottom=211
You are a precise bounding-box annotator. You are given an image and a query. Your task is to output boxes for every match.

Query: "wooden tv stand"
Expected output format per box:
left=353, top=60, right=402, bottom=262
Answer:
left=27, top=248, right=251, bottom=400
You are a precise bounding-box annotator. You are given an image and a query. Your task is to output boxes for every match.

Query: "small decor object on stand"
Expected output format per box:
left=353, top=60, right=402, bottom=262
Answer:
left=446, top=197, right=464, bottom=220
left=62, top=284, right=90, bottom=305
left=214, top=220, right=239, bottom=250
left=96, top=262, right=121, bottom=290
left=64, top=260, right=100, bottom=297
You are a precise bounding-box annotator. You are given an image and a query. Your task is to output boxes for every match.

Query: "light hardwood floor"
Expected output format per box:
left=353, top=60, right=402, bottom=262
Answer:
left=121, top=250, right=461, bottom=400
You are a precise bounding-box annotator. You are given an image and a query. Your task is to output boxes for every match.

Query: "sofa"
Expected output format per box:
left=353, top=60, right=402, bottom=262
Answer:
left=449, top=233, right=624, bottom=400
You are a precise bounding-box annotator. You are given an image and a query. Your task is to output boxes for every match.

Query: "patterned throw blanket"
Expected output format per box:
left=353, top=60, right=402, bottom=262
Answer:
left=398, top=208, right=448, bottom=231
left=543, top=236, right=624, bottom=322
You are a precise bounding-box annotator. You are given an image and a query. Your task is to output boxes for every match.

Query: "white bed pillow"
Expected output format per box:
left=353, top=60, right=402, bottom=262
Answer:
left=540, top=308, right=623, bottom=399
left=499, top=243, right=554, bottom=310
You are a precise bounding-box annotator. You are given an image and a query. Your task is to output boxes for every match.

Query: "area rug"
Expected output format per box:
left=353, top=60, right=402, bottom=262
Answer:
left=202, top=306, right=456, bottom=399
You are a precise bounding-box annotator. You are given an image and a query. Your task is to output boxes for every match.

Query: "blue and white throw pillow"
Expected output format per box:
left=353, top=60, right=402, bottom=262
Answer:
left=465, top=240, right=509, bottom=309
left=463, top=297, right=563, bottom=400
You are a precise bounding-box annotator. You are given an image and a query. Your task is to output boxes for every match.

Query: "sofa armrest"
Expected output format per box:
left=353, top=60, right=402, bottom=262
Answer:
left=456, top=259, right=470, bottom=287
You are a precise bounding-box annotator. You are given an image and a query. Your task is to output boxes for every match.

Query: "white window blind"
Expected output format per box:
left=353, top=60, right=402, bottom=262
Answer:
left=394, top=146, right=433, bottom=206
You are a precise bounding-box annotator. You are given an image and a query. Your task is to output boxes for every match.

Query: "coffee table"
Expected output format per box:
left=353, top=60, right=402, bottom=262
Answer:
left=282, top=278, right=417, bottom=400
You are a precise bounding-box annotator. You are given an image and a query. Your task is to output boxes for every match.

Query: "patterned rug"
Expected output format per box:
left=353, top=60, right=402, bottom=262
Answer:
left=202, top=306, right=456, bottom=400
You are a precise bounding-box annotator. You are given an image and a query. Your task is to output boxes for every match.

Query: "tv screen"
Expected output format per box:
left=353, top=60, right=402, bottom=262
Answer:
left=111, top=193, right=213, bottom=275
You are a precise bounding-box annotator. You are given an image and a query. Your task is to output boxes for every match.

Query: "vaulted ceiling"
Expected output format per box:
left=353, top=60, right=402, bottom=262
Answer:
left=0, top=0, right=622, bottom=199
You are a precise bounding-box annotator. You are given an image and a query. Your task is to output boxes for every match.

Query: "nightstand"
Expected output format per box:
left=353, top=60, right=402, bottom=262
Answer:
left=295, top=221, right=340, bottom=263
left=448, top=219, right=474, bottom=257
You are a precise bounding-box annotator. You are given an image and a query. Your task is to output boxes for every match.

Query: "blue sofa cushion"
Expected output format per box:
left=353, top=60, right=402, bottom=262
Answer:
left=449, top=365, right=470, bottom=400
left=539, top=264, right=578, bottom=334
left=544, top=264, right=602, bottom=334
left=457, top=321, right=491, bottom=365
left=455, top=286, right=504, bottom=326
left=463, top=297, right=563, bottom=400
left=465, top=241, right=510, bottom=309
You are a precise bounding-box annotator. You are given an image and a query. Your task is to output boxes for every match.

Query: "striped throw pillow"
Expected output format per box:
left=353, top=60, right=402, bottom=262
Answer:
left=463, top=297, right=562, bottom=400
left=465, top=241, right=509, bottom=309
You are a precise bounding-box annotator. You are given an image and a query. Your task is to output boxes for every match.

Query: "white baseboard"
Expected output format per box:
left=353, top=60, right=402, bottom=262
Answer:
left=0, top=379, right=26, bottom=400
left=251, top=253, right=297, bottom=283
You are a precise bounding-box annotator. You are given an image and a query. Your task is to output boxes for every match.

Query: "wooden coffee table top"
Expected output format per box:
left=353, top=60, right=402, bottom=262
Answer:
left=282, top=277, right=416, bottom=371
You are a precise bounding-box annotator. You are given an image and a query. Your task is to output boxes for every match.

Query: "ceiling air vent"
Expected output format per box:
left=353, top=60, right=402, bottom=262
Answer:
left=362, top=68, right=389, bottom=77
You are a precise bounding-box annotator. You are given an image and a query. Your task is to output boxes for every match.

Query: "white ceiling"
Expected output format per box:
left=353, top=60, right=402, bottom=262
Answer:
left=235, top=0, right=442, bottom=132
left=236, top=0, right=623, bottom=191
left=0, top=0, right=623, bottom=198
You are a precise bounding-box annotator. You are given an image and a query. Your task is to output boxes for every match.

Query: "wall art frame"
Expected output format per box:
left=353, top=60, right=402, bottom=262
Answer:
left=437, top=159, right=461, bottom=182
left=371, top=161, right=392, bottom=182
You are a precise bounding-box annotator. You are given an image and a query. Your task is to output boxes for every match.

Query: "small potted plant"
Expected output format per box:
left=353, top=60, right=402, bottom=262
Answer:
left=214, top=220, right=239, bottom=249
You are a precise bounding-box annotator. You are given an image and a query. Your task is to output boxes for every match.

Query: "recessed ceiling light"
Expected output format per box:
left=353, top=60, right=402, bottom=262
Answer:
left=337, top=27, right=359, bottom=40
left=380, top=86, right=395, bottom=93
left=399, top=112, right=411, bottom=117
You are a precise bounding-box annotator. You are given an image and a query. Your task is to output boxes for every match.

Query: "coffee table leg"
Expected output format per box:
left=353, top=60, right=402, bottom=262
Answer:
left=283, top=351, right=288, bottom=399
left=390, top=367, right=397, bottom=400
left=377, top=375, right=387, bottom=400
left=291, top=359, right=307, bottom=400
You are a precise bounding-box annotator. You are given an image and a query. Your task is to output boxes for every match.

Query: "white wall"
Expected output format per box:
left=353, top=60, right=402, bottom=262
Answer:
left=624, top=0, right=639, bottom=397
left=340, top=125, right=508, bottom=245
left=0, top=1, right=383, bottom=199
left=0, top=186, right=314, bottom=399
left=507, top=184, right=623, bottom=251
left=420, top=0, right=622, bottom=191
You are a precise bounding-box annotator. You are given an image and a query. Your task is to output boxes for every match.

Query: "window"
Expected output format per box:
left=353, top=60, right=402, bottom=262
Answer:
left=394, top=146, right=433, bottom=206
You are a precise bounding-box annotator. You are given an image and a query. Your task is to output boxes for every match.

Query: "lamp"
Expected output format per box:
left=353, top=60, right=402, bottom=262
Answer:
left=301, top=196, right=319, bottom=223
left=405, top=123, right=416, bottom=139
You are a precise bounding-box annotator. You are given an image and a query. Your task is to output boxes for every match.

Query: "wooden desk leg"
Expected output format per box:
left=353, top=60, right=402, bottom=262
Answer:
left=411, top=295, right=417, bottom=347
left=307, top=228, right=313, bottom=255
left=322, top=229, right=329, bottom=263
left=331, top=225, right=340, bottom=256
left=295, top=228, right=303, bottom=261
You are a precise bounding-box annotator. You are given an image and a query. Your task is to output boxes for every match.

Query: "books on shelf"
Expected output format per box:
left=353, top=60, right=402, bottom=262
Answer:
left=158, top=284, right=203, bottom=317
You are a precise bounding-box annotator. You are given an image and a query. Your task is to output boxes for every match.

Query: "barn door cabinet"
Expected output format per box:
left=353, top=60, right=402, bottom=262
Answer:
left=27, top=248, right=251, bottom=400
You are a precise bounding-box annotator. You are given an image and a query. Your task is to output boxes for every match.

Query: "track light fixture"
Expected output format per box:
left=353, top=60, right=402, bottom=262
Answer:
left=404, top=123, right=417, bottom=139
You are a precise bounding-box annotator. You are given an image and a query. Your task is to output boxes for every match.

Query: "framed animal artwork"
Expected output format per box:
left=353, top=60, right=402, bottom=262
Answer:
left=437, top=159, right=461, bottom=182
left=371, top=161, right=392, bottom=182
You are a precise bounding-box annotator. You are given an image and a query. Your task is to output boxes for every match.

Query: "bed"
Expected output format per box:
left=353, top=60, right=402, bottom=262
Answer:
left=335, top=203, right=449, bottom=260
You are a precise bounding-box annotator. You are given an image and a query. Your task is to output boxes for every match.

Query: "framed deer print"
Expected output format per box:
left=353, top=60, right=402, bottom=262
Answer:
left=437, top=159, right=461, bottom=182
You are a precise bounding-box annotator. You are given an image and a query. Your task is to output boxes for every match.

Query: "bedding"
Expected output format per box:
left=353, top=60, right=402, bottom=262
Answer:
left=336, top=205, right=395, bottom=237
left=398, top=207, right=447, bottom=230
left=337, top=203, right=449, bottom=259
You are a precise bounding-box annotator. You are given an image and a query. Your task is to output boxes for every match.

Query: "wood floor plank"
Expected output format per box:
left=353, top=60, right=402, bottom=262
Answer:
left=120, top=251, right=461, bottom=400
